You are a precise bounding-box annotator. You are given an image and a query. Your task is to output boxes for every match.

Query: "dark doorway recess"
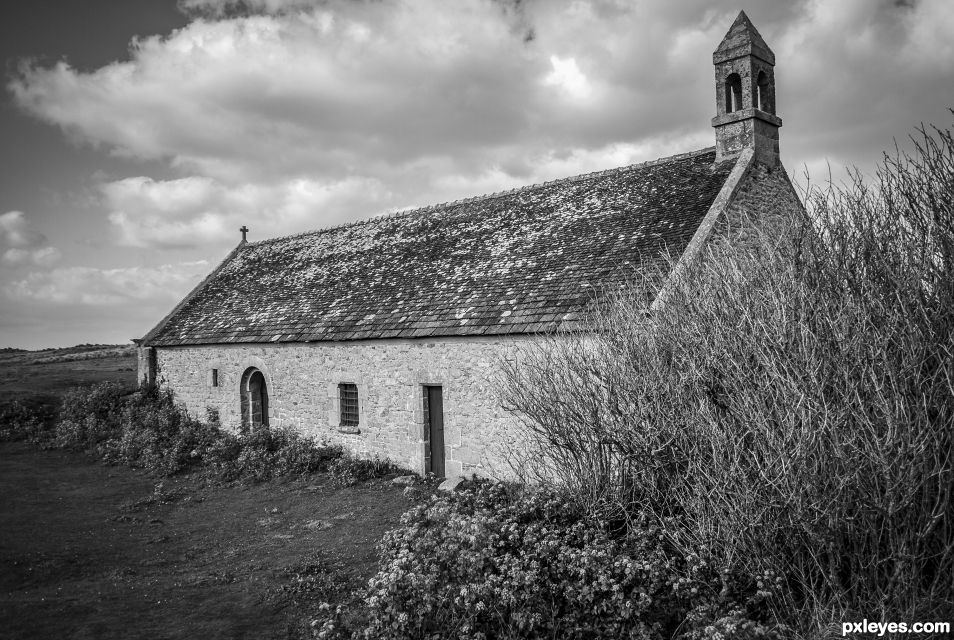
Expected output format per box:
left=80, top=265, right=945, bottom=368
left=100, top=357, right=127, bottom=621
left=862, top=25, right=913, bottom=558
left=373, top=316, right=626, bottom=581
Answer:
left=423, top=386, right=445, bottom=478
left=240, top=367, right=269, bottom=431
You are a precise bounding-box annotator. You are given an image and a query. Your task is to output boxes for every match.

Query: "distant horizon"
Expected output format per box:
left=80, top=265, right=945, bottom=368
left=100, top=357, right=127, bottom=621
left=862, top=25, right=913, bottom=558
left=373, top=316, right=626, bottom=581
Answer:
left=0, top=342, right=135, bottom=352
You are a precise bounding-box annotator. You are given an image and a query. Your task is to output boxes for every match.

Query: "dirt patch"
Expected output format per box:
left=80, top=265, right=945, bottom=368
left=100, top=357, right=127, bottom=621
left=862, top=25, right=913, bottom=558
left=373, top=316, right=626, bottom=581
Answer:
left=0, top=442, right=413, bottom=639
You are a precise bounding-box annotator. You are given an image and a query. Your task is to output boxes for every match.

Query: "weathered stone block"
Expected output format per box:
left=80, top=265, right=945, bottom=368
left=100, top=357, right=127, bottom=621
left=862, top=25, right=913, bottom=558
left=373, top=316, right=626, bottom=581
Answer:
left=153, top=336, right=528, bottom=478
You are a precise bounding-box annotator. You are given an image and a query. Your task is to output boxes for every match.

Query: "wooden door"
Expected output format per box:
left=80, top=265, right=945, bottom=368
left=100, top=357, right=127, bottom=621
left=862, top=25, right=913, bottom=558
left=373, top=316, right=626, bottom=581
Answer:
left=424, top=386, right=445, bottom=478
left=247, top=370, right=269, bottom=429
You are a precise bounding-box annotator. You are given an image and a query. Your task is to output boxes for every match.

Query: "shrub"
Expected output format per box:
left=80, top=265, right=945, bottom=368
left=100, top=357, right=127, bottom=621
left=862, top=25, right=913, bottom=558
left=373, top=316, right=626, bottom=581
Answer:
left=209, top=428, right=344, bottom=482
left=55, top=382, right=128, bottom=449
left=272, top=431, right=343, bottom=477
left=268, top=551, right=353, bottom=608
left=0, top=399, right=57, bottom=443
left=203, top=431, right=245, bottom=480
left=48, top=381, right=364, bottom=483
left=108, top=385, right=221, bottom=474
left=501, top=121, right=954, bottom=628
left=334, top=481, right=780, bottom=640
left=210, top=429, right=341, bottom=482
left=328, top=454, right=398, bottom=487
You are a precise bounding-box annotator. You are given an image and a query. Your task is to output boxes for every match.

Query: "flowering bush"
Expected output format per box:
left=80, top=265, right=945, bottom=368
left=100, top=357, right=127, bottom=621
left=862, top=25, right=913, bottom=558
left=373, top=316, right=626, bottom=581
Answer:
left=329, top=481, right=783, bottom=640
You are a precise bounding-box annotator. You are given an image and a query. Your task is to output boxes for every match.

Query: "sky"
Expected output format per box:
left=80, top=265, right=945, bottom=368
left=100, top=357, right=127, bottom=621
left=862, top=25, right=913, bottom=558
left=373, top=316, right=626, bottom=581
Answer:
left=1, top=0, right=953, bottom=349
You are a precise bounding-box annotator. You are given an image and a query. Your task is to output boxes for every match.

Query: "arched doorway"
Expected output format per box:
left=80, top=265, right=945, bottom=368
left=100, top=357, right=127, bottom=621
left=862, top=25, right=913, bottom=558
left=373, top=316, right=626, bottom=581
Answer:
left=240, top=367, right=269, bottom=431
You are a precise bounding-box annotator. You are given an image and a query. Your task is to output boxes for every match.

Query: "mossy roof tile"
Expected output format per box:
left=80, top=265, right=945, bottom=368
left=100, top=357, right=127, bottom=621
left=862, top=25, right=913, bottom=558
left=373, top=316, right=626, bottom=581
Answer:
left=147, top=148, right=732, bottom=346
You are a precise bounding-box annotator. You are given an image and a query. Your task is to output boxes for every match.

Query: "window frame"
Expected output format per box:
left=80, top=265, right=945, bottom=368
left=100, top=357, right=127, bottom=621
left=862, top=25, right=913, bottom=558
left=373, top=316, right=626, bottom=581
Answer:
left=338, top=382, right=360, bottom=427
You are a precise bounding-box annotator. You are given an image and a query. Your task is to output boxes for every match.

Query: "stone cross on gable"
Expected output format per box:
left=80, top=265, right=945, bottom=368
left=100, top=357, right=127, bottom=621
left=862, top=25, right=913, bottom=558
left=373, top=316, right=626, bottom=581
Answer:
left=240, top=225, right=249, bottom=243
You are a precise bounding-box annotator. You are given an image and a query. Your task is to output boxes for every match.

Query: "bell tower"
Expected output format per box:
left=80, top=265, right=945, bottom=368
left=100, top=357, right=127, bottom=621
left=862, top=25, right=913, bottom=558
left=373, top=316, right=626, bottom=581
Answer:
left=712, top=11, right=782, bottom=166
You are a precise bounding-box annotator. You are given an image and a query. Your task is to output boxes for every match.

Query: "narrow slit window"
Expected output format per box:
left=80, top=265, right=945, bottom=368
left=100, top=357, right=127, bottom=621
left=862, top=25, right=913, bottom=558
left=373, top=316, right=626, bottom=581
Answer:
left=212, top=368, right=219, bottom=387
left=755, top=70, right=772, bottom=113
left=339, top=383, right=359, bottom=426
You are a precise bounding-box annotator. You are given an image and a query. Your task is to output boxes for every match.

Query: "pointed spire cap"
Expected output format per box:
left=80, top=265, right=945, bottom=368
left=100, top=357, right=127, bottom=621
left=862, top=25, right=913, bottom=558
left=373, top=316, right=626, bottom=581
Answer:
left=714, top=10, right=775, bottom=65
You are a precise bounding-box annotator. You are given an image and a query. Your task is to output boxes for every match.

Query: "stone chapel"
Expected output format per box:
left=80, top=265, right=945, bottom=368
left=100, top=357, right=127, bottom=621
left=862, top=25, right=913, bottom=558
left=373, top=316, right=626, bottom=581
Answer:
left=137, top=11, right=804, bottom=478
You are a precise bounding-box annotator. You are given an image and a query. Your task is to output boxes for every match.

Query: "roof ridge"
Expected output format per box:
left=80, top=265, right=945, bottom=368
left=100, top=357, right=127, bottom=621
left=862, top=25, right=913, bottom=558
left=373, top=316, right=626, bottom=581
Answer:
left=247, top=146, right=717, bottom=247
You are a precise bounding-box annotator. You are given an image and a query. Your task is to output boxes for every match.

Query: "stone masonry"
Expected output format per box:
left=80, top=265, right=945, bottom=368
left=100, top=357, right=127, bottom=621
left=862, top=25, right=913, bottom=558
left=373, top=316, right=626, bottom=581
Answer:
left=719, top=159, right=803, bottom=239
left=152, top=335, right=532, bottom=478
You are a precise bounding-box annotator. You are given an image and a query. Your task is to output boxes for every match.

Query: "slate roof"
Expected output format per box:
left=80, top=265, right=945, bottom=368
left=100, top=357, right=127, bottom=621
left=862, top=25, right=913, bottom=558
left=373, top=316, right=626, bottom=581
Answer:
left=146, top=147, right=735, bottom=346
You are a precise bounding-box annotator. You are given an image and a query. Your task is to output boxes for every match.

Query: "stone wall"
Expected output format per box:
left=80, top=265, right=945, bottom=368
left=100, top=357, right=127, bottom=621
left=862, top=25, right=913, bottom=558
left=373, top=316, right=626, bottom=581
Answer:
left=152, top=336, right=532, bottom=479
left=712, top=110, right=782, bottom=167
left=651, top=150, right=804, bottom=313
left=136, top=345, right=155, bottom=386
left=716, top=159, right=804, bottom=243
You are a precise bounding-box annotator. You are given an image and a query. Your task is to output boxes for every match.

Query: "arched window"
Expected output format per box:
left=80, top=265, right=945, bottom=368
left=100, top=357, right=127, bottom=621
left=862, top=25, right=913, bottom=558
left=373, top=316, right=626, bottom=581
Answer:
left=755, top=70, right=772, bottom=113
left=725, top=73, right=743, bottom=113
left=240, top=367, right=269, bottom=431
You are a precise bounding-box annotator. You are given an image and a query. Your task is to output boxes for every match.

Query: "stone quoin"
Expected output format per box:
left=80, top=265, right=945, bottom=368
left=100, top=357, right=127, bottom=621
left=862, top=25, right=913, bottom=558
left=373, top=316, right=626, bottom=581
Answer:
left=137, top=11, right=804, bottom=479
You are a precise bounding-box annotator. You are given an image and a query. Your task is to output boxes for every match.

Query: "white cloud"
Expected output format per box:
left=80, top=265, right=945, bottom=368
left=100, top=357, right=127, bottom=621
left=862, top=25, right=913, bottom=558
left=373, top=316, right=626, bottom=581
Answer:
left=3, top=0, right=954, bottom=348
left=9, top=1, right=547, bottom=184
left=544, top=55, right=592, bottom=101
left=11, top=1, right=954, bottom=188
left=10, top=1, right=769, bottom=187
left=3, top=247, right=61, bottom=268
left=101, top=174, right=389, bottom=247
left=1, top=211, right=45, bottom=248
left=0, top=211, right=62, bottom=267
left=5, top=261, right=211, bottom=306
left=5, top=1, right=954, bottom=276
left=904, top=0, right=954, bottom=70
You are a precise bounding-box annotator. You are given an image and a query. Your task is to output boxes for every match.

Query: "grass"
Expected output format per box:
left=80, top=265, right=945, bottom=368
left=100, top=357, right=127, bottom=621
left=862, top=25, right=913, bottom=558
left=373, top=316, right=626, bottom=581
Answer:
left=0, top=345, right=430, bottom=640
left=0, top=344, right=135, bottom=413
left=0, top=440, right=418, bottom=640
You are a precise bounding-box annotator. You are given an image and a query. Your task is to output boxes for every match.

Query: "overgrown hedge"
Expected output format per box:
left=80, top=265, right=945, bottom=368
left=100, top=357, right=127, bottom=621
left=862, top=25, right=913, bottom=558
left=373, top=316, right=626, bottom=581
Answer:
left=501, top=121, right=954, bottom=631
left=5, top=381, right=399, bottom=484
left=312, top=481, right=783, bottom=639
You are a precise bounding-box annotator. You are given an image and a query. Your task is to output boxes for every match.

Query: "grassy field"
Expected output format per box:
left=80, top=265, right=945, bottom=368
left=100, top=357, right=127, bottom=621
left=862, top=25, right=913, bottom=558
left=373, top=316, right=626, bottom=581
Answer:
left=0, top=345, right=137, bottom=409
left=0, top=346, right=415, bottom=639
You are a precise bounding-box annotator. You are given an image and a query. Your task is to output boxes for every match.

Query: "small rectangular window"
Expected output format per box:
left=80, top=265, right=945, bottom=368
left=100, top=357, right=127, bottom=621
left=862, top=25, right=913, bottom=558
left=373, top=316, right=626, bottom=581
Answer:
left=338, top=383, right=359, bottom=426
left=212, top=368, right=219, bottom=387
